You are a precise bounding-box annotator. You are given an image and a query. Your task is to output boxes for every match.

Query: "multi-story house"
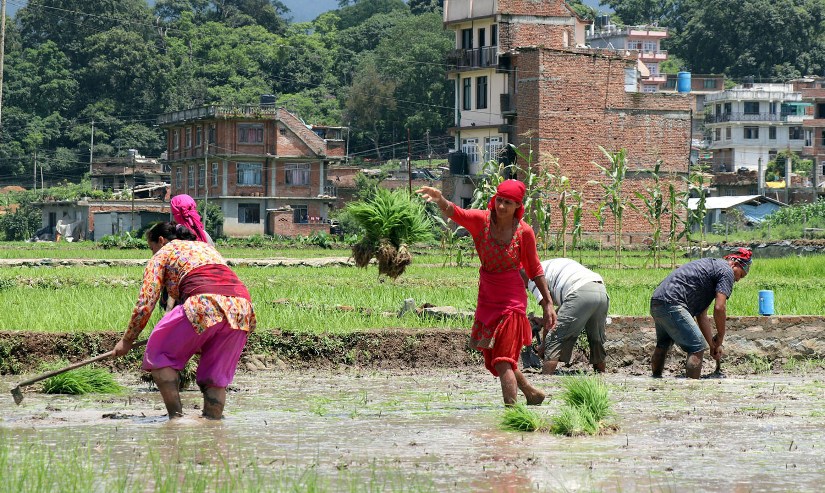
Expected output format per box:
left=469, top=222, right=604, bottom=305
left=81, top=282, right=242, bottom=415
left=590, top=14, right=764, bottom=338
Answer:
left=158, top=103, right=346, bottom=237
left=586, top=24, right=669, bottom=93
left=443, top=0, right=691, bottom=238
left=704, top=83, right=810, bottom=174
left=444, top=0, right=589, bottom=204
left=795, top=76, right=825, bottom=193
left=90, top=151, right=170, bottom=199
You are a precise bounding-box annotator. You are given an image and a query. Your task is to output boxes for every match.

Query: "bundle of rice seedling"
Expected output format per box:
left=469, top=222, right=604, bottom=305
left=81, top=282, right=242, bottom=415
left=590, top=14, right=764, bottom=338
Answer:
left=346, top=188, right=433, bottom=279
left=500, top=403, right=549, bottom=432
left=43, top=367, right=123, bottom=395
left=549, top=375, right=615, bottom=436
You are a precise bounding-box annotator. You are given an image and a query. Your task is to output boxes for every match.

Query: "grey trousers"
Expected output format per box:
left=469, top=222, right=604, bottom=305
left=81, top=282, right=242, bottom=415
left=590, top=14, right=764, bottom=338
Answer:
left=543, top=282, right=609, bottom=364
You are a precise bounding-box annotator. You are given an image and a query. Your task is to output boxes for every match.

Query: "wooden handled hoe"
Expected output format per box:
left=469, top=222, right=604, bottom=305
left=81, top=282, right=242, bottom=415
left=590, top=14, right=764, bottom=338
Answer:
left=10, top=339, right=147, bottom=405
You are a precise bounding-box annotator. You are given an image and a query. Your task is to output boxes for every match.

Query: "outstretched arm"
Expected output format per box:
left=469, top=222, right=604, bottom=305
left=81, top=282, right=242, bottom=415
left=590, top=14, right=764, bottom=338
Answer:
left=417, top=186, right=454, bottom=218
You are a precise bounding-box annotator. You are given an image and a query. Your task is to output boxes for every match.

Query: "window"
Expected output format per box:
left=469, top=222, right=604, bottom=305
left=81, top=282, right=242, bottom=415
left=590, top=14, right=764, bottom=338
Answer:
left=462, top=78, right=471, bottom=111
left=724, top=102, right=731, bottom=114
left=198, top=164, right=205, bottom=187
left=285, top=163, right=310, bottom=186
left=175, top=167, right=182, bottom=188
left=484, top=137, right=503, bottom=162
left=172, top=130, right=180, bottom=150
left=279, top=127, right=286, bottom=136
left=237, top=162, right=262, bottom=186
left=805, top=129, right=813, bottom=147
left=821, top=129, right=825, bottom=146
left=491, top=24, right=498, bottom=46
left=185, top=127, right=192, bottom=148
left=769, top=102, right=778, bottom=115
left=208, top=124, right=216, bottom=144
left=461, top=28, right=472, bottom=49
left=647, top=63, right=658, bottom=75
left=238, top=124, right=264, bottom=143
left=744, top=126, right=759, bottom=139
left=725, top=127, right=731, bottom=140
left=789, top=126, right=803, bottom=140
left=643, top=84, right=657, bottom=93
left=462, top=138, right=479, bottom=164
left=642, top=41, right=657, bottom=52
left=238, top=203, right=260, bottom=224
left=627, top=41, right=642, bottom=50
left=476, top=76, right=488, bottom=109
left=478, top=27, right=486, bottom=47
left=817, top=103, right=825, bottom=119
left=744, top=101, right=760, bottom=115
left=211, top=163, right=219, bottom=187
left=187, top=165, right=195, bottom=188
left=769, top=126, right=776, bottom=139
left=703, top=79, right=716, bottom=89
left=196, top=126, right=202, bottom=147
left=714, top=128, right=721, bottom=141
left=292, top=205, right=308, bottom=224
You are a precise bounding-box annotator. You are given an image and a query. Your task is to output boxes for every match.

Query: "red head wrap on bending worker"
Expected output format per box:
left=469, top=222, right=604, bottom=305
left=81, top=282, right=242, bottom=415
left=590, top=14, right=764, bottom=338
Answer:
left=488, top=179, right=526, bottom=221
left=724, top=247, right=752, bottom=273
left=170, top=194, right=209, bottom=244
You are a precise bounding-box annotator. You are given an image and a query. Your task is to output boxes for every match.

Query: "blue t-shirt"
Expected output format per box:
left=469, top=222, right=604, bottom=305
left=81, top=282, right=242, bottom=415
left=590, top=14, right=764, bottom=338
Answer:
left=651, top=258, right=734, bottom=316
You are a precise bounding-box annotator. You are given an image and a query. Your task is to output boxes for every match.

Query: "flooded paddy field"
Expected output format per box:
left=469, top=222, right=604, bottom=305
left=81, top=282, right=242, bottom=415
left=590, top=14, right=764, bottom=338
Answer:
left=2, top=368, right=825, bottom=492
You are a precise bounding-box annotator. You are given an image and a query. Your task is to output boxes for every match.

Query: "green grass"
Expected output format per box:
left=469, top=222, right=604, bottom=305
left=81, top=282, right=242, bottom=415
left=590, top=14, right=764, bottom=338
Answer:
left=0, top=250, right=823, bottom=333
left=0, top=430, right=439, bottom=493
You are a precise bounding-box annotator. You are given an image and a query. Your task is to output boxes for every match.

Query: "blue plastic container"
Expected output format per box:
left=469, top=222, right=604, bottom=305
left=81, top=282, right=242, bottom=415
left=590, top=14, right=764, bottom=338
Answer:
left=677, top=72, right=691, bottom=93
left=759, top=290, right=774, bottom=316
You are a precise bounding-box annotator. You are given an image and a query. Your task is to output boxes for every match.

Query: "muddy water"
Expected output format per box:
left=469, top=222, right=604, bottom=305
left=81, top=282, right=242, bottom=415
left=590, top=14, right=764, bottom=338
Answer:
left=2, top=369, right=825, bottom=492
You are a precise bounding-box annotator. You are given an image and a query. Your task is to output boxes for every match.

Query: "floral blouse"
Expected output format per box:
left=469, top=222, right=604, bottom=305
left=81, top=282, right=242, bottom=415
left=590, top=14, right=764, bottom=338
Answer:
left=125, top=240, right=256, bottom=341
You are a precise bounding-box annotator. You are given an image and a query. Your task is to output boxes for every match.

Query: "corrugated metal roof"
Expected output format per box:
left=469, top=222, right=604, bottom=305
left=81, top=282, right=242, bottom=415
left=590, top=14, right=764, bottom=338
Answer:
left=687, top=195, right=785, bottom=210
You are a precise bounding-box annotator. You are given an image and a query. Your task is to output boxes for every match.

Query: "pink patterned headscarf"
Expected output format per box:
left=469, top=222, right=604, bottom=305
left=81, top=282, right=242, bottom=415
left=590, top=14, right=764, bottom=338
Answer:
left=170, top=194, right=208, bottom=243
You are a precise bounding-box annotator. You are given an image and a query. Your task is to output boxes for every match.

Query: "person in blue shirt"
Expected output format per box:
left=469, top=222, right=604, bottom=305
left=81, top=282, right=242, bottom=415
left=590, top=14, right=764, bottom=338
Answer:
left=649, top=248, right=752, bottom=379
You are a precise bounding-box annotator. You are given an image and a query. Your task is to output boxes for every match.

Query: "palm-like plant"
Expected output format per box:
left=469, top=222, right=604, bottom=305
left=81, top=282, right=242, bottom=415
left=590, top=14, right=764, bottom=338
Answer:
left=346, top=187, right=434, bottom=279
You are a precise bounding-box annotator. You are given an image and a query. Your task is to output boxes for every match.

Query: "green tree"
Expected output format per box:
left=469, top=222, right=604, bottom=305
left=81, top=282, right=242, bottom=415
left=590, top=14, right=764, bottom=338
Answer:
left=344, top=57, right=398, bottom=160
left=336, top=0, right=408, bottom=30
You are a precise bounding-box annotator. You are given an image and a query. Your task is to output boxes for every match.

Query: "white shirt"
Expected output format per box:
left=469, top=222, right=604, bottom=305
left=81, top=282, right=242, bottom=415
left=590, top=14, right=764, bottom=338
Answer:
left=527, top=258, right=603, bottom=306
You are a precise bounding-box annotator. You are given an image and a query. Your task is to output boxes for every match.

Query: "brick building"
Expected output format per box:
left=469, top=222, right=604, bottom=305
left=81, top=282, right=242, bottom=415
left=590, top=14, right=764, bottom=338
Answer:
left=443, top=0, right=692, bottom=238
left=158, top=104, right=346, bottom=237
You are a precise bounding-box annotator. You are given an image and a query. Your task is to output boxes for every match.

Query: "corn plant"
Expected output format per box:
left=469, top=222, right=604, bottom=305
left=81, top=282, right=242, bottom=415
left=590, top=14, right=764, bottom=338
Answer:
left=686, top=168, right=709, bottom=256
left=594, top=147, right=629, bottom=267
left=571, top=190, right=584, bottom=263
left=630, top=161, right=665, bottom=268
left=590, top=198, right=608, bottom=268
left=666, top=181, right=687, bottom=268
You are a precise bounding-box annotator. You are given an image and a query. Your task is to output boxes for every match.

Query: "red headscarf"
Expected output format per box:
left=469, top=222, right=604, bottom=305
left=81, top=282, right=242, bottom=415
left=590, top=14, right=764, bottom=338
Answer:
left=170, top=194, right=209, bottom=244
left=488, top=179, right=526, bottom=221
left=724, top=247, right=752, bottom=273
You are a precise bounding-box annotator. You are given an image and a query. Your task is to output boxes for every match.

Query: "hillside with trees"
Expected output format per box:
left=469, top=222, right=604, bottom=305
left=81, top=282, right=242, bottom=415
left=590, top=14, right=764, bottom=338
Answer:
left=1, top=0, right=824, bottom=190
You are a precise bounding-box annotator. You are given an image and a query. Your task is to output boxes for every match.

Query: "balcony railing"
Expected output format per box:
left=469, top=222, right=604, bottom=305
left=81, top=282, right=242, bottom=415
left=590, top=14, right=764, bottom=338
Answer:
left=705, top=112, right=793, bottom=123
left=449, top=46, right=499, bottom=70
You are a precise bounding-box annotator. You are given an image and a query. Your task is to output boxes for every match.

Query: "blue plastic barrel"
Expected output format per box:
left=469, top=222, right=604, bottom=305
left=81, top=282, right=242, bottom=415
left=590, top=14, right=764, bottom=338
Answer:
left=677, top=72, right=691, bottom=93
left=758, top=290, right=774, bottom=316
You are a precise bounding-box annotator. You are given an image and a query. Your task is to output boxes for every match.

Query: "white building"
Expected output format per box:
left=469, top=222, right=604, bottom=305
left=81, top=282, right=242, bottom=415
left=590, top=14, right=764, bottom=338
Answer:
left=705, top=83, right=811, bottom=173
left=586, top=24, right=668, bottom=93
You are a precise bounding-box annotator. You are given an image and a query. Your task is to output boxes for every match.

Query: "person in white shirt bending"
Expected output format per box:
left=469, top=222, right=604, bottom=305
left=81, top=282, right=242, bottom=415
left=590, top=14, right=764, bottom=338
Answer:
left=524, top=258, right=609, bottom=375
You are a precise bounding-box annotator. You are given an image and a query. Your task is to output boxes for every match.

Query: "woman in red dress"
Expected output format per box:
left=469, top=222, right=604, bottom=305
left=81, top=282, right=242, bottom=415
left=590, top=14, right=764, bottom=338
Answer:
left=418, top=180, right=555, bottom=406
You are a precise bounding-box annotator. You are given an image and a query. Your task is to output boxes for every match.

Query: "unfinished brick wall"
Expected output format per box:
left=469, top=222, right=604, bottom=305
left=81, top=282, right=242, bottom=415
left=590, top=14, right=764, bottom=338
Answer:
left=499, top=23, right=574, bottom=52
left=498, top=0, right=575, bottom=17
left=512, top=48, right=692, bottom=235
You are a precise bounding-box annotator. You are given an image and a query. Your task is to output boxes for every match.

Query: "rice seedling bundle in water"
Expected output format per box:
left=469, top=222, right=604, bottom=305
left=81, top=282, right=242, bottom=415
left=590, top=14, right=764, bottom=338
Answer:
left=500, top=404, right=549, bottom=432
left=346, top=188, right=433, bottom=279
left=42, top=367, right=123, bottom=395
left=550, top=375, right=614, bottom=436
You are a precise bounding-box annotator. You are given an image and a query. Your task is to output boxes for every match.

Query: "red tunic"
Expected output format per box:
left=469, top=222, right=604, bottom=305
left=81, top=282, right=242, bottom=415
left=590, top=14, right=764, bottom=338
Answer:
left=450, top=206, right=543, bottom=375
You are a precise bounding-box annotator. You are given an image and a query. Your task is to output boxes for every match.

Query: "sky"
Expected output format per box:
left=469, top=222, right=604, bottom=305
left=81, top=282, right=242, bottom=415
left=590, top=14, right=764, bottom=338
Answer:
left=4, top=1, right=609, bottom=25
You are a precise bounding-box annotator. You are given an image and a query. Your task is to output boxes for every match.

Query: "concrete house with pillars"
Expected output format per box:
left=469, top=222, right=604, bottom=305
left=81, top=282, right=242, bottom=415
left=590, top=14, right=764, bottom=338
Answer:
left=158, top=102, right=346, bottom=237
left=442, top=0, right=692, bottom=239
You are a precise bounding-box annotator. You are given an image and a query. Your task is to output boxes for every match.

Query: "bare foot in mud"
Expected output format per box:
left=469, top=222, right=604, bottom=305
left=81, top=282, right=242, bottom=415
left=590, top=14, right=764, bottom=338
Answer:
left=525, top=390, right=546, bottom=406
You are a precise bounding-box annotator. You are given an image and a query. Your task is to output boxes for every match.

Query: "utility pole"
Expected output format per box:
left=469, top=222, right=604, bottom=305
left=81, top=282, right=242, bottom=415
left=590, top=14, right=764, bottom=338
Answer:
left=203, top=147, right=208, bottom=232
left=407, top=128, right=412, bottom=195
left=130, top=153, right=135, bottom=232
left=89, top=121, right=95, bottom=176
left=33, top=148, right=37, bottom=191
left=0, top=0, right=7, bottom=128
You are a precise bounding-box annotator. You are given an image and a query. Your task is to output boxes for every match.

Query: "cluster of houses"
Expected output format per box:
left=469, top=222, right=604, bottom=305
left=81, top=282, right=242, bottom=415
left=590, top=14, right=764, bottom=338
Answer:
left=30, top=0, right=824, bottom=242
